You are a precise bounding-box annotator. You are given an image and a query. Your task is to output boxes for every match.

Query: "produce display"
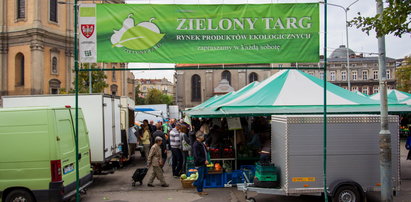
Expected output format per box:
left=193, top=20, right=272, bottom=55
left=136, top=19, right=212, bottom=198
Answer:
left=181, top=172, right=198, bottom=181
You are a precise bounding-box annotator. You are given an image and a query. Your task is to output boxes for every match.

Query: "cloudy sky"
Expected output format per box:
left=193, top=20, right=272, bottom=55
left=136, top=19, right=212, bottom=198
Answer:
left=126, top=0, right=411, bottom=82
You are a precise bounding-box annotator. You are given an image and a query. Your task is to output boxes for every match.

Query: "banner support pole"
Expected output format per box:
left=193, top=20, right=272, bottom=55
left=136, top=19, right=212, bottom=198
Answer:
left=323, top=1, right=329, bottom=201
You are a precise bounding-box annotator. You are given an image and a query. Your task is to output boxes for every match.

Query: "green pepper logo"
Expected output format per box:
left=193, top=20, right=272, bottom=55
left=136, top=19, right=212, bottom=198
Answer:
left=111, top=14, right=165, bottom=50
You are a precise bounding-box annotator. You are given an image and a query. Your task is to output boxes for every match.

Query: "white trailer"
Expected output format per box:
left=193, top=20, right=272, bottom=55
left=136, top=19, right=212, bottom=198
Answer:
left=2, top=94, right=122, bottom=173
left=169, top=105, right=180, bottom=120
left=239, top=115, right=400, bottom=202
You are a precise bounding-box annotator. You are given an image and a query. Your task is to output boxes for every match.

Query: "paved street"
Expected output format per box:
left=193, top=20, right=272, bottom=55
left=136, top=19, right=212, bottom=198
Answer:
left=81, top=140, right=411, bottom=202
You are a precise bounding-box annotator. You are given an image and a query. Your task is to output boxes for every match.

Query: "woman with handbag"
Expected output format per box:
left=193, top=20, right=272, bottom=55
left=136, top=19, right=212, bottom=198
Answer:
left=180, top=124, right=191, bottom=174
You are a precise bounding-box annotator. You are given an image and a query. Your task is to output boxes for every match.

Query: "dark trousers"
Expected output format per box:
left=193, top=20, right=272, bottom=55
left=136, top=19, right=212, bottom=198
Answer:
left=171, top=148, right=183, bottom=176
left=194, top=165, right=207, bottom=192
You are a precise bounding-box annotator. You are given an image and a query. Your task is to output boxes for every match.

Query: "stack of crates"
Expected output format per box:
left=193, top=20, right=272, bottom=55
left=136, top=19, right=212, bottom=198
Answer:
left=185, top=156, right=195, bottom=173
left=255, top=162, right=277, bottom=182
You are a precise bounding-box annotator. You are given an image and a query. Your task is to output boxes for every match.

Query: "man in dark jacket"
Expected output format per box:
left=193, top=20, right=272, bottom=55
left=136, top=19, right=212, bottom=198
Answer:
left=192, top=131, right=208, bottom=196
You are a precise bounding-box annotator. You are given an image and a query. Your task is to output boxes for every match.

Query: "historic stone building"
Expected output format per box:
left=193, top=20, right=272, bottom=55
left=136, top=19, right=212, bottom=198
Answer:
left=136, top=78, right=175, bottom=98
left=297, top=45, right=397, bottom=95
left=0, top=0, right=133, bottom=105
left=174, top=64, right=288, bottom=109
left=175, top=46, right=399, bottom=109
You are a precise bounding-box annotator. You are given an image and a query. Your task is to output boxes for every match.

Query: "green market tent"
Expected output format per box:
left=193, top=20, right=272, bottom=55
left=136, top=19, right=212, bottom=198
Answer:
left=369, top=89, right=411, bottom=104
left=187, top=70, right=411, bottom=118
left=189, top=95, right=221, bottom=111
left=354, top=91, right=368, bottom=97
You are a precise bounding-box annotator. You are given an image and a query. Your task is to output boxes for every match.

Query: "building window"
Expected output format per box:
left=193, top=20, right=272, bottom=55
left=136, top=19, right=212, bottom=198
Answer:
left=330, top=71, right=336, bottom=81
left=278, top=64, right=283, bottom=67
left=362, top=71, right=368, bottom=80
left=373, top=70, right=378, bottom=80
left=352, top=86, right=358, bottom=92
left=143, top=86, right=146, bottom=91
left=341, top=71, right=347, bottom=81
left=17, top=0, right=25, bottom=19
left=386, top=70, right=391, bottom=79
left=373, top=86, right=379, bottom=94
left=112, top=66, right=116, bottom=81
left=50, top=0, right=58, bottom=22
left=249, top=72, right=258, bottom=83
left=362, top=87, right=368, bottom=95
left=15, top=53, right=25, bottom=86
left=352, top=71, right=357, bottom=80
left=51, top=57, right=58, bottom=74
left=221, top=70, right=231, bottom=85
left=191, top=74, right=201, bottom=101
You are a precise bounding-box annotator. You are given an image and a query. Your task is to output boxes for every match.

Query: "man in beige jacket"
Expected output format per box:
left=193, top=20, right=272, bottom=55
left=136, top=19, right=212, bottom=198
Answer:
left=147, top=136, right=169, bottom=187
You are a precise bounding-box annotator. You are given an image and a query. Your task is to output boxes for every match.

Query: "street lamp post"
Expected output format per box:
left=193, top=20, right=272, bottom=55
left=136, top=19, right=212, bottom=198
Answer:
left=321, top=0, right=359, bottom=91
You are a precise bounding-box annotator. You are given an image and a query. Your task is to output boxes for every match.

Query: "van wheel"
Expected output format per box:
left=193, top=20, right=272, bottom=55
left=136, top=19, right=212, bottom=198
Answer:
left=332, top=185, right=361, bottom=202
left=5, top=189, right=34, bottom=202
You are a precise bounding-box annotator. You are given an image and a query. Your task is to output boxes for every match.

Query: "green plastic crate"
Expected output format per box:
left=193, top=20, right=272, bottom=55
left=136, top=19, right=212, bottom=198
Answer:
left=255, top=170, right=277, bottom=182
left=256, top=163, right=277, bottom=173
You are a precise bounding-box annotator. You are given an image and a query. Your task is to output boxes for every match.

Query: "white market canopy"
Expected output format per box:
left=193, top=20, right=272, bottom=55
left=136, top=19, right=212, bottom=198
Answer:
left=369, top=89, right=411, bottom=104
left=187, top=70, right=411, bottom=117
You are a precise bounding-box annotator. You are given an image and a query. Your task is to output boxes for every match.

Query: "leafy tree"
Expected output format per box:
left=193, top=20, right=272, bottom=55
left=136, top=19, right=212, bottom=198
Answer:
left=396, top=56, right=411, bottom=93
left=145, top=88, right=163, bottom=104
left=160, top=94, right=174, bottom=105
left=135, top=84, right=145, bottom=105
left=60, top=63, right=108, bottom=94
left=144, top=88, right=174, bottom=105
left=349, top=0, right=411, bottom=37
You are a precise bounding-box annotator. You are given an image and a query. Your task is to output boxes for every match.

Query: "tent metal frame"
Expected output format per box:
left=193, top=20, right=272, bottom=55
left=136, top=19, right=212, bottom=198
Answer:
left=72, top=1, right=329, bottom=201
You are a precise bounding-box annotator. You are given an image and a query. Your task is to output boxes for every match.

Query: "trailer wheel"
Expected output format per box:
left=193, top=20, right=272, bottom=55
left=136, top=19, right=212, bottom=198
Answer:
left=5, top=189, right=34, bottom=202
left=246, top=197, right=256, bottom=202
left=332, top=185, right=360, bottom=202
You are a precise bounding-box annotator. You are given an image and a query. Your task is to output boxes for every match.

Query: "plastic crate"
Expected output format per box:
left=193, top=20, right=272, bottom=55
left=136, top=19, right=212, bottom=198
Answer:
left=240, top=165, right=256, bottom=182
left=224, top=170, right=244, bottom=184
left=204, top=173, right=225, bottom=188
left=256, top=162, right=277, bottom=173
left=255, top=170, right=277, bottom=182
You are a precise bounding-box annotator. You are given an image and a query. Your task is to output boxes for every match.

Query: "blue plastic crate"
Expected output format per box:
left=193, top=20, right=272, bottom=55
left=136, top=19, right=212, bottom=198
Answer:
left=224, top=170, right=244, bottom=184
left=204, top=173, right=225, bottom=188
left=240, top=165, right=256, bottom=182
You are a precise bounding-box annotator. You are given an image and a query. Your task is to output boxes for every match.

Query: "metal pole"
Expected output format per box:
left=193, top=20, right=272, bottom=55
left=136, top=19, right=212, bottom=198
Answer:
left=89, top=63, right=92, bottom=93
left=73, top=0, right=80, bottom=201
left=345, top=10, right=351, bottom=90
left=376, top=0, right=392, bottom=201
left=323, top=1, right=328, bottom=201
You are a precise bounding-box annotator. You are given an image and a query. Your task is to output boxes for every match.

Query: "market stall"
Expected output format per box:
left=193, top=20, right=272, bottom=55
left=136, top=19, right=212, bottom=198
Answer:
left=185, top=70, right=411, bottom=187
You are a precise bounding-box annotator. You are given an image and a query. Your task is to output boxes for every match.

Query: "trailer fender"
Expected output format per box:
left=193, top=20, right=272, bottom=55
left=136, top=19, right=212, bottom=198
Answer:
left=329, top=180, right=365, bottom=201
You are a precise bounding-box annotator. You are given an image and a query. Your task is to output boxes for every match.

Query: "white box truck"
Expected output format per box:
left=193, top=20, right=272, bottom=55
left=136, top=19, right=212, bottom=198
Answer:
left=239, top=115, right=400, bottom=202
left=2, top=94, right=122, bottom=173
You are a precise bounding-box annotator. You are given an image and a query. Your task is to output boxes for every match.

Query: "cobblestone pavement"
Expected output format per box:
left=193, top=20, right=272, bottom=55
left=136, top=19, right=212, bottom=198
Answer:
left=81, top=140, right=411, bottom=202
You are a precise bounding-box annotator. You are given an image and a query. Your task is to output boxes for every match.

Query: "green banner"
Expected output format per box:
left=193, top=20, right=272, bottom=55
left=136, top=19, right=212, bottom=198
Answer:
left=82, top=3, right=319, bottom=64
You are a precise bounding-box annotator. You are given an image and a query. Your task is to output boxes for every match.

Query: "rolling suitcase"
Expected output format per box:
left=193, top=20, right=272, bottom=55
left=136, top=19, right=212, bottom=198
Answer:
left=132, top=168, right=148, bottom=186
